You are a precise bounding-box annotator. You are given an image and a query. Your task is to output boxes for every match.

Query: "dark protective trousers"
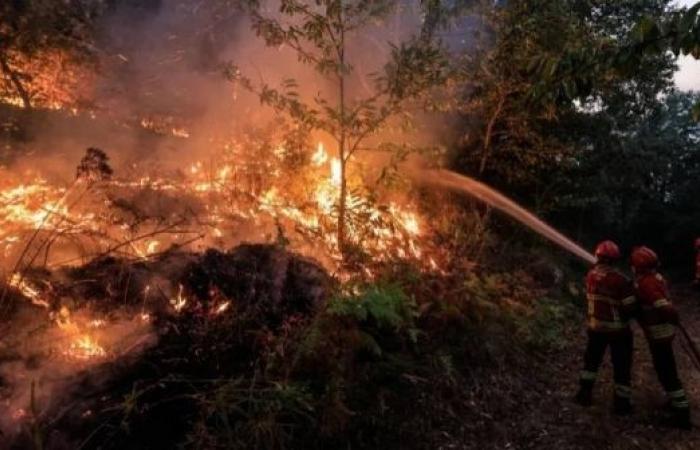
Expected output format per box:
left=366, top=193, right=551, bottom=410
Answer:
left=579, top=330, right=633, bottom=399
left=648, top=339, right=690, bottom=410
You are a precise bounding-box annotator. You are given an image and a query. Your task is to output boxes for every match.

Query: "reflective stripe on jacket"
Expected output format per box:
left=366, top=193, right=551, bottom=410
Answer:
left=635, top=272, right=677, bottom=342
left=585, top=265, right=635, bottom=333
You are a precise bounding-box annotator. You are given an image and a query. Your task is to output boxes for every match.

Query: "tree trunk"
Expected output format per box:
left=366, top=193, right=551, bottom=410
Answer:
left=479, top=90, right=506, bottom=175
left=0, top=52, right=31, bottom=109
left=337, top=6, right=348, bottom=254
left=338, top=156, right=347, bottom=250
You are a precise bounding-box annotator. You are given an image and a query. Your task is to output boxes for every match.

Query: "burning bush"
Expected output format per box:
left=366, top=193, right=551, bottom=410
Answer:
left=0, top=243, right=333, bottom=447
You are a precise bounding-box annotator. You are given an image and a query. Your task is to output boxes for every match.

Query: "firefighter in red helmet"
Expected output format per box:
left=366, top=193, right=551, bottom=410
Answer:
left=694, top=238, right=700, bottom=287
left=574, top=240, right=636, bottom=414
left=631, top=246, right=691, bottom=429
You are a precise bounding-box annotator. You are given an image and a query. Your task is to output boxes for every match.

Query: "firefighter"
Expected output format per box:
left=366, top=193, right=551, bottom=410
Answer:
left=575, top=240, right=636, bottom=414
left=631, top=246, right=691, bottom=429
left=694, top=238, right=700, bottom=287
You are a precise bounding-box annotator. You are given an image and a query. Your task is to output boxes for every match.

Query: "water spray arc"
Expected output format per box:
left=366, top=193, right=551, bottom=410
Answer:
left=418, top=169, right=596, bottom=264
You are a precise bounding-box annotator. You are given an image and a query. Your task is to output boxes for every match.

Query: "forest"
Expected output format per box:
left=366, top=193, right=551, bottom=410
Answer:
left=0, top=0, right=699, bottom=448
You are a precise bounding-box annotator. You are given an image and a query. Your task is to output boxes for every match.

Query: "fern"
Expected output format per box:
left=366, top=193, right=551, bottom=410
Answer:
left=327, top=284, right=416, bottom=330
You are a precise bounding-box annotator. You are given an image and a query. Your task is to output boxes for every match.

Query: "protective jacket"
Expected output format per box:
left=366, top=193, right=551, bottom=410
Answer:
left=585, top=264, right=636, bottom=333
left=634, top=271, right=678, bottom=342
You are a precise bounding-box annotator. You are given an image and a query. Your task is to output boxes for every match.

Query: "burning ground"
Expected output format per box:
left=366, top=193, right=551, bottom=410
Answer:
left=0, top=101, right=450, bottom=447
left=0, top=119, right=585, bottom=449
left=0, top=243, right=332, bottom=448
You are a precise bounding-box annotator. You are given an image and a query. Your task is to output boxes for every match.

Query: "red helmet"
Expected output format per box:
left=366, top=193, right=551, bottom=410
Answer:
left=594, top=240, right=620, bottom=260
left=695, top=238, right=700, bottom=249
left=630, top=246, right=659, bottom=270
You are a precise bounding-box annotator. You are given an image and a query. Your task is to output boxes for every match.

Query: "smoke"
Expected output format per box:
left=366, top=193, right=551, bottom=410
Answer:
left=5, top=0, right=455, bottom=176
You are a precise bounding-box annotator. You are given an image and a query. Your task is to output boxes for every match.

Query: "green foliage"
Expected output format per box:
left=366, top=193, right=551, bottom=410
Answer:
left=551, top=91, right=700, bottom=263
left=514, top=295, right=578, bottom=350
left=453, top=0, right=593, bottom=190
left=452, top=0, right=699, bottom=268
left=327, top=283, right=417, bottom=330
left=526, top=1, right=700, bottom=119
left=227, top=0, right=451, bottom=249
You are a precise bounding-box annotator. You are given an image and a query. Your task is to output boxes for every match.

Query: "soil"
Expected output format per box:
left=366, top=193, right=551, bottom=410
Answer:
left=450, top=284, right=700, bottom=450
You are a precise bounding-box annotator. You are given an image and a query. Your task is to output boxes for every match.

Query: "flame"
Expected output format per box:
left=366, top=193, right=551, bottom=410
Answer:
left=88, top=319, right=107, bottom=328
left=65, top=335, right=107, bottom=360
left=172, top=127, right=190, bottom=138
left=212, top=301, right=230, bottom=315
left=331, top=158, right=342, bottom=187
left=8, top=274, right=50, bottom=308
left=0, top=136, right=440, bottom=371
left=311, top=142, right=328, bottom=166
left=0, top=138, right=436, bottom=274
left=171, top=284, right=188, bottom=312
left=0, top=48, right=93, bottom=111
left=54, top=307, right=107, bottom=361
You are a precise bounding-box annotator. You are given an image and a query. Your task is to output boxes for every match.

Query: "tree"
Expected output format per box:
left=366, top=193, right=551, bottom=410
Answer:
left=551, top=91, right=700, bottom=262
left=0, top=0, right=102, bottom=109
left=447, top=0, right=687, bottom=261
left=527, top=1, right=700, bottom=118
left=227, top=0, right=449, bottom=252
left=453, top=0, right=595, bottom=195
left=632, top=2, right=700, bottom=118
left=454, top=0, right=676, bottom=188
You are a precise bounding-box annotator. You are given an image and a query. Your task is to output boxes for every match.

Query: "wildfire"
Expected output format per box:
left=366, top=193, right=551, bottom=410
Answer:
left=0, top=48, right=94, bottom=111
left=0, top=137, right=434, bottom=278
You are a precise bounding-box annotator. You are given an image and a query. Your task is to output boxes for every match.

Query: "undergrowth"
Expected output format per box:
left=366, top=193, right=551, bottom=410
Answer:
left=41, top=255, right=584, bottom=450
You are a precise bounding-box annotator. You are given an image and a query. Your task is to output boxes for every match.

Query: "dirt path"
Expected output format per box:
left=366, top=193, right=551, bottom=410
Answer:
left=447, top=284, right=700, bottom=449
left=505, top=284, right=700, bottom=449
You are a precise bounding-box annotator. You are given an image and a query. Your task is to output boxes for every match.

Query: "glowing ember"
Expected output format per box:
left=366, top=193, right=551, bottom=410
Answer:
left=135, top=239, right=161, bottom=258
left=65, top=335, right=107, bottom=360
left=171, top=284, right=188, bottom=312
left=8, top=274, right=50, bottom=308
left=51, top=307, right=107, bottom=361
left=88, top=319, right=107, bottom=328
left=12, top=408, right=27, bottom=421
left=212, top=301, right=230, bottom=315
